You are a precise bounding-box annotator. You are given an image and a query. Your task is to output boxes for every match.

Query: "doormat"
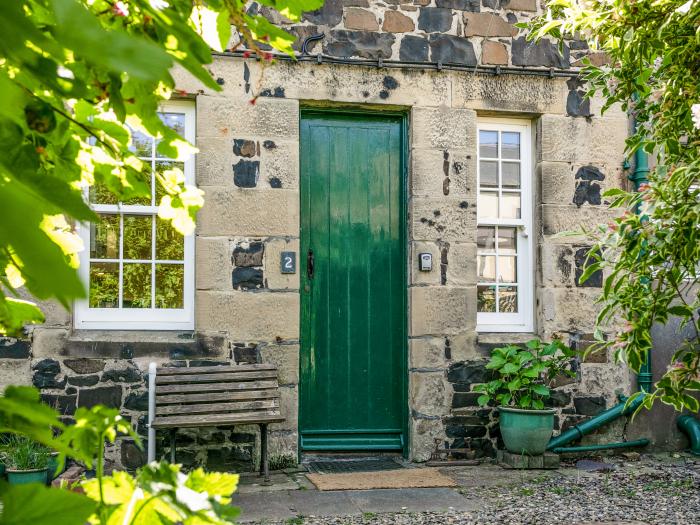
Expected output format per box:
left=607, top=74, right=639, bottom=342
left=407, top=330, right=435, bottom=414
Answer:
left=306, top=468, right=458, bottom=491
left=307, top=457, right=403, bottom=475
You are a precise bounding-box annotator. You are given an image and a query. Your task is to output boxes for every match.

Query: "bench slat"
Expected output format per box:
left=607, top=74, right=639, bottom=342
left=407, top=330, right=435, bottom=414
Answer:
left=156, top=370, right=277, bottom=385
left=156, top=390, right=280, bottom=405
left=156, top=399, right=279, bottom=416
left=151, top=411, right=285, bottom=429
left=155, top=380, right=278, bottom=394
left=156, top=364, right=276, bottom=376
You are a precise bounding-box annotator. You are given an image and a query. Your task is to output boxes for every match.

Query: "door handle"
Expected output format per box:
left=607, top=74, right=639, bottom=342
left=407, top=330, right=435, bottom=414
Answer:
left=307, top=249, right=314, bottom=280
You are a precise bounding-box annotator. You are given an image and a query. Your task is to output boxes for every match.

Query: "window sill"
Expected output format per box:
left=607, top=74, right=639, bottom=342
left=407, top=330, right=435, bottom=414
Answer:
left=476, top=332, right=538, bottom=345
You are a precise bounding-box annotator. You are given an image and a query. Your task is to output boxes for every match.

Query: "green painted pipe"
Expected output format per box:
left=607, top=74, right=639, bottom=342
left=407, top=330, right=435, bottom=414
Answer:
left=547, top=395, right=646, bottom=450
left=677, top=415, right=700, bottom=456
left=551, top=438, right=650, bottom=454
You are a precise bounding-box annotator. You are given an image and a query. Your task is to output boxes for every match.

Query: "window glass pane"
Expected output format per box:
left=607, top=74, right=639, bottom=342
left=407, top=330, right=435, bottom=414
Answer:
left=479, top=130, right=498, bottom=158
left=497, top=227, right=517, bottom=255
left=502, top=162, right=520, bottom=188
left=156, top=264, right=184, bottom=309
left=156, top=113, right=186, bottom=158
left=499, top=286, right=518, bottom=313
left=499, top=256, right=517, bottom=283
left=123, top=215, right=152, bottom=260
left=477, top=227, right=495, bottom=251
left=478, top=255, right=496, bottom=282
left=501, top=132, right=520, bottom=160
left=479, top=161, right=498, bottom=187
left=155, top=161, right=185, bottom=203
left=477, top=285, right=497, bottom=313
left=130, top=130, right=152, bottom=157
left=156, top=218, right=184, bottom=260
left=123, top=263, right=152, bottom=308
left=91, top=214, right=120, bottom=259
left=478, top=192, right=499, bottom=219
left=90, top=184, right=118, bottom=205
left=500, top=193, right=521, bottom=219
left=89, top=263, right=119, bottom=308
left=122, top=166, right=153, bottom=206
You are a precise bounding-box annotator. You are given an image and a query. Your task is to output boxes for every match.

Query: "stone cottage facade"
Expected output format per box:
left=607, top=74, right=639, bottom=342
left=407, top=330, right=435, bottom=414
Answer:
left=0, top=0, right=643, bottom=471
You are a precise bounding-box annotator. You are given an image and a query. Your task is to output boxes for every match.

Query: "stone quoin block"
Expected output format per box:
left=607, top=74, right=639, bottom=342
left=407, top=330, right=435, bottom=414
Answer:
left=259, top=141, right=299, bottom=189
left=411, top=197, right=477, bottom=242
left=195, top=291, right=299, bottom=341
left=196, top=237, right=231, bottom=291
left=263, top=237, right=300, bottom=290
left=410, top=371, right=452, bottom=418
left=196, top=187, right=299, bottom=237
left=259, top=344, right=300, bottom=385
left=538, top=161, right=626, bottom=207
left=411, top=241, right=441, bottom=286
left=445, top=242, right=477, bottom=286
left=411, top=148, right=476, bottom=198
left=195, top=137, right=235, bottom=187
left=538, top=115, right=628, bottom=164
left=412, top=107, right=477, bottom=150
left=410, top=286, right=476, bottom=336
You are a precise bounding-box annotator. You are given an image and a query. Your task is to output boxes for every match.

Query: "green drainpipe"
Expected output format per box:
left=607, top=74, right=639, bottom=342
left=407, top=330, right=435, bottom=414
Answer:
left=677, top=415, right=700, bottom=456
left=550, top=438, right=650, bottom=454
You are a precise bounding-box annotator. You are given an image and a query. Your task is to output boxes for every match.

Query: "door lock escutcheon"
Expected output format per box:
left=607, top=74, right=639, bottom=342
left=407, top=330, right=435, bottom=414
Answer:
left=307, top=249, right=314, bottom=280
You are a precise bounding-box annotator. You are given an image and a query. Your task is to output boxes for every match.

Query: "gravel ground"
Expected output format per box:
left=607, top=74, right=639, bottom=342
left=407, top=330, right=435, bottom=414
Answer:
left=253, top=456, right=700, bottom=525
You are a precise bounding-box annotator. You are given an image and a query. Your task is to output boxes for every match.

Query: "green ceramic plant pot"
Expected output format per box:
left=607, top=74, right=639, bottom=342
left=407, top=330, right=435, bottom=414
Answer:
left=0, top=462, right=5, bottom=479
left=7, top=468, right=49, bottom=485
left=498, top=406, right=555, bottom=455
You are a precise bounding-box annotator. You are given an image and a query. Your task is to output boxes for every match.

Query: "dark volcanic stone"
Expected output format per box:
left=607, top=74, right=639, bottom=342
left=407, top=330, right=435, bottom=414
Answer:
left=232, top=242, right=264, bottom=267
left=124, top=391, right=149, bottom=411
left=447, top=361, right=489, bottom=386
left=573, top=165, right=605, bottom=207
left=189, top=360, right=228, bottom=367
left=400, top=35, right=429, bottom=62
left=33, top=368, right=66, bottom=389
left=230, top=432, right=256, bottom=444
left=67, top=374, right=100, bottom=387
left=79, top=385, right=123, bottom=409
left=232, top=139, right=257, bottom=158
left=63, top=358, right=106, bottom=374
left=302, top=0, right=343, bottom=26
left=121, top=439, right=146, bottom=471
left=445, top=421, right=488, bottom=439
left=0, top=338, right=30, bottom=359
left=269, top=177, right=282, bottom=188
left=429, top=34, right=477, bottom=66
left=41, top=393, right=77, bottom=415
left=232, top=267, right=264, bottom=290
left=574, top=395, right=606, bottom=416
left=206, top=447, right=253, bottom=472
left=233, top=159, right=259, bottom=188
left=418, top=8, right=454, bottom=33
left=512, top=36, right=570, bottom=68
left=289, top=26, right=322, bottom=53
left=566, top=77, right=592, bottom=117
left=324, top=30, right=395, bottom=59
left=233, top=344, right=259, bottom=364
left=435, top=0, right=480, bottom=10
left=545, top=389, right=572, bottom=408
left=452, top=392, right=484, bottom=408
left=574, top=245, right=603, bottom=287
left=102, top=366, right=142, bottom=383
left=33, top=358, right=60, bottom=375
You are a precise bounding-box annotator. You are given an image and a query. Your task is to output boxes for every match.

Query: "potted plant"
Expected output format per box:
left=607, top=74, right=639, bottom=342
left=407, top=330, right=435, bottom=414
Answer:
left=473, top=339, right=576, bottom=455
left=2, top=435, right=51, bottom=484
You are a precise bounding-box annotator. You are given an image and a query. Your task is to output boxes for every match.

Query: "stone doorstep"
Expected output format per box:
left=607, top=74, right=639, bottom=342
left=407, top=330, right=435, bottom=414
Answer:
left=497, top=450, right=560, bottom=469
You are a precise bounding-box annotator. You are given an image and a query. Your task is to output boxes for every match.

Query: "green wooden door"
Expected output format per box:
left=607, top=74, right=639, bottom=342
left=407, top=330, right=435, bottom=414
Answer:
left=299, top=111, right=406, bottom=451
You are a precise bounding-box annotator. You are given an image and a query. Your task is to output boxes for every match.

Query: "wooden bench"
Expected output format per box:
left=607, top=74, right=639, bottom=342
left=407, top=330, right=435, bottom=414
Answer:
left=147, top=363, right=285, bottom=481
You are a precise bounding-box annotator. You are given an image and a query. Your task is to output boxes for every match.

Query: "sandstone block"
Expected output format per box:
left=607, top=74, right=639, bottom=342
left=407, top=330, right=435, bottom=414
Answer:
left=196, top=137, right=235, bottom=186
left=411, top=148, right=476, bottom=198
left=463, top=13, right=517, bottom=37
left=0, top=359, right=31, bottom=390
left=260, top=140, right=299, bottom=190
left=410, top=337, right=449, bottom=369
left=344, top=8, right=379, bottom=31
left=411, top=197, right=477, bottom=242
left=539, top=160, right=626, bottom=207
left=259, top=343, right=299, bottom=385
left=264, top=238, right=300, bottom=290
left=197, top=187, right=299, bottom=237
left=410, top=371, right=451, bottom=417
left=446, top=242, right=477, bottom=286
left=409, top=416, right=445, bottom=462
left=383, top=11, right=415, bottom=32
left=540, top=203, right=618, bottom=237
left=538, top=115, right=628, bottom=164
left=196, top=237, right=231, bottom=291
left=539, top=287, right=602, bottom=333
left=481, top=40, right=509, bottom=65
left=451, top=73, right=567, bottom=114
left=539, top=242, right=575, bottom=288
left=195, top=291, right=299, bottom=340
left=197, top=95, right=299, bottom=140
left=412, top=107, right=476, bottom=150
left=410, top=286, right=476, bottom=336
left=272, top=385, right=298, bottom=431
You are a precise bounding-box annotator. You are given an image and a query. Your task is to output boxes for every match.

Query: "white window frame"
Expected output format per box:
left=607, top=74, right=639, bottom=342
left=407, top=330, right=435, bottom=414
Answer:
left=476, top=118, right=534, bottom=333
left=74, top=100, right=196, bottom=330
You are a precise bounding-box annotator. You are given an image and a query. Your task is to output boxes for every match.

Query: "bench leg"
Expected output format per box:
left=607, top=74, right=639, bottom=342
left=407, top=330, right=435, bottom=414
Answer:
left=259, top=423, right=270, bottom=484
left=170, top=429, right=177, bottom=464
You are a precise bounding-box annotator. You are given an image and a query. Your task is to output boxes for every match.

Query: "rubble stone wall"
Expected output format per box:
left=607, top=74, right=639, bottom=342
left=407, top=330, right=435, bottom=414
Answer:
left=0, top=49, right=635, bottom=470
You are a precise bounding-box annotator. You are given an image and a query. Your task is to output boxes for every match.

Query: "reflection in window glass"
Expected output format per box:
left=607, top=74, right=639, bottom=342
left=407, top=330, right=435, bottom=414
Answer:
left=499, top=256, right=517, bottom=283
left=156, top=264, right=184, bottom=309
left=480, top=160, right=498, bottom=187
left=478, top=255, right=496, bottom=282
left=123, top=215, right=152, bottom=260
left=91, top=215, right=120, bottom=259
left=477, top=227, right=495, bottom=251
left=497, top=227, right=517, bottom=255
left=479, top=130, right=498, bottom=158
left=156, top=218, right=185, bottom=261
left=155, top=161, right=185, bottom=203
left=501, top=193, right=521, bottom=219
left=499, top=286, right=518, bottom=313
left=478, top=192, right=499, bottom=219
left=501, top=132, right=520, bottom=160
left=123, top=264, right=152, bottom=308
left=501, top=162, right=520, bottom=188
left=89, top=263, right=119, bottom=308
left=477, top=285, right=497, bottom=313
